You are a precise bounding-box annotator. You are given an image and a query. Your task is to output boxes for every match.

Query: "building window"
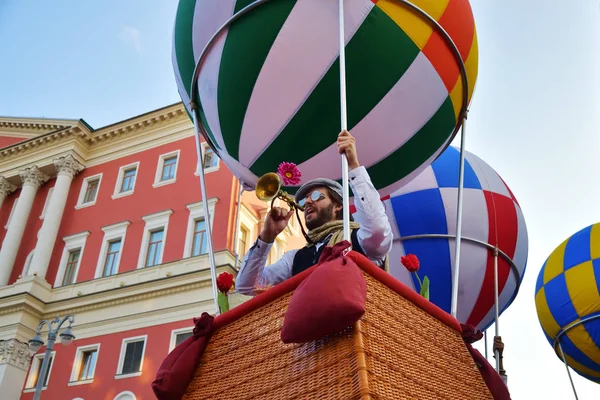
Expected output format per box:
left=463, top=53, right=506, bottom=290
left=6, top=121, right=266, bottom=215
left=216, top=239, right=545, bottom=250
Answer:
left=192, top=219, right=207, bottom=256
left=114, top=391, right=136, bottom=400
left=94, top=221, right=130, bottom=278
left=76, top=174, right=103, bottom=209
left=137, top=210, right=172, bottom=269
left=153, top=150, right=180, bottom=188
left=103, top=239, right=122, bottom=277
left=69, top=344, right=100, bottom=385
left=169, top=328, right=193, bottom=352
left=162, top=156, right=177, bottom=181
left=145, top=229, right=164, bottom=267
left=40, top=187, right=54, bottom=219
left=195, top=144, right=219, bottom=176
left=25, top=352, right=55, bottom=389
left=113, top=162, right=139, bottom=199
left=116, top=336, right=147, bottom=378
left=238, top=226, right=249, bottom=260
left=183, top=199, right=218, bottom=258
left=63, top=249, right=81, bottom=285
left=5, top=197, right=19, bottom=229
left=55, top=231, right=89, bottom=287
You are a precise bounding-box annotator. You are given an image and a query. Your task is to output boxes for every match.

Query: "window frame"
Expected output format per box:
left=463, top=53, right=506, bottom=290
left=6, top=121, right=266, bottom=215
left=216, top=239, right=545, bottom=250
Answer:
left=94, top=221, right=130, bottom=278
left=136, top=210, right=172, bottom=269
left=115, top=335, right=148, bottom=379
left=182, top=198, right=218, bottom=258
left=169, top=327, right=194, bottom=352
left=195, top=143, right=220, bottom=175
left=153, top=150, right=181, bottom=188
left=75, top=173, right=103, bottom=209
left=68, top=343, right=101, bottom=386
left=112, top=162, right=140, bottom=200
left=23, top=350, right=55, bottom=392
left=55, top=231, right=90, bottom=287
left=236, top=204, right=259, bottom=262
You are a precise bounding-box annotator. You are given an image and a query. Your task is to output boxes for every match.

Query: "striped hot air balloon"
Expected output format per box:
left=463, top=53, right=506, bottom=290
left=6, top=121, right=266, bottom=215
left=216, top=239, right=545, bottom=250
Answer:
left=535, top=223, right=600, bottom=383
left=381, top=146, right=528, bottom=331
left=172, top=0, right=479, bottom=197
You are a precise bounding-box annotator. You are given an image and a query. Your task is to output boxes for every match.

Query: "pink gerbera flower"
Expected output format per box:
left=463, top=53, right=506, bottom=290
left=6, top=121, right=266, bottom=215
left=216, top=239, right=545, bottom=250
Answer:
left=277, top=162, right=301, bottom=186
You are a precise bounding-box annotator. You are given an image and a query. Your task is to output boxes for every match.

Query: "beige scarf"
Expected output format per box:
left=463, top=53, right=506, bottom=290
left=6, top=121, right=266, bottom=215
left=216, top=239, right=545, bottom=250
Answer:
left=307, top=220, right=389, bottom=273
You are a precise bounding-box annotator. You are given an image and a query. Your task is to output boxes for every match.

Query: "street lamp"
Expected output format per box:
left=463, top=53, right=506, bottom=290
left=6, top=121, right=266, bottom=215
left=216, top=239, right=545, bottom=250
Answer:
left=28, top=315, right=75, bottom=400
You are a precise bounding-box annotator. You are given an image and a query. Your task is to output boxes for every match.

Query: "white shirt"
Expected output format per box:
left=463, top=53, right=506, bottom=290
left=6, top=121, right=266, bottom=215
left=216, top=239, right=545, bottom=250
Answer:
left=235, top=166, right=393, bottom=296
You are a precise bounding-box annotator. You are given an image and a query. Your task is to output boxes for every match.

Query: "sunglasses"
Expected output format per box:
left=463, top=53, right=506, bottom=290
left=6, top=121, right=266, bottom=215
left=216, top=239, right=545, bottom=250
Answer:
left=298, top=190, right=327, bottom=207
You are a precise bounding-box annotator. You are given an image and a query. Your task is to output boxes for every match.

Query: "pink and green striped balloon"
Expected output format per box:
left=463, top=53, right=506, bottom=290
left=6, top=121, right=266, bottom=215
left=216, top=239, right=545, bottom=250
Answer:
left=172, top=0, right=479, bottom=197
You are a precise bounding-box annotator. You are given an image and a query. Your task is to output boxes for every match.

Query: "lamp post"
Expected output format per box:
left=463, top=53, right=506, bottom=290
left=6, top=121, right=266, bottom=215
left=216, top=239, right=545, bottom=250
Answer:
left=28, top=315, right=75, bottom=400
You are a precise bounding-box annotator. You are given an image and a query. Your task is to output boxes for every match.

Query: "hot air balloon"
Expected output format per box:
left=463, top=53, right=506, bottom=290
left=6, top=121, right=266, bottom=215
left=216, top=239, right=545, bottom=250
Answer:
left=382, top=146, right=528, bottom=331
left=535, top=223, right=600, bottom=383
left=172, top=0, right=479, bottom=197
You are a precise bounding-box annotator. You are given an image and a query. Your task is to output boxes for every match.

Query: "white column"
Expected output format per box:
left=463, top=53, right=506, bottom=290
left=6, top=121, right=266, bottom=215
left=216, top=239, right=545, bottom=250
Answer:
left=0, top=167, right=49, bottom=286
left=0, top=339, right=32, bottom=400
left=0, top=178, right=16, bottom=210
left=30, top=155, right=83, bottom=279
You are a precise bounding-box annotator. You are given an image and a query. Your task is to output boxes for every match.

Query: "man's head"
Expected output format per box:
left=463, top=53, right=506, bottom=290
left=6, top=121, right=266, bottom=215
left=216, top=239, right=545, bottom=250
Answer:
left=295, top=179, right=345, bottom=230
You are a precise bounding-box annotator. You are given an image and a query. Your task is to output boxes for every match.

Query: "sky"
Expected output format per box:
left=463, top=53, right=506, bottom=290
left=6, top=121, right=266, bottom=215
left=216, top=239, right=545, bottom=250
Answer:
left=1, top=0, right=600, bottom=399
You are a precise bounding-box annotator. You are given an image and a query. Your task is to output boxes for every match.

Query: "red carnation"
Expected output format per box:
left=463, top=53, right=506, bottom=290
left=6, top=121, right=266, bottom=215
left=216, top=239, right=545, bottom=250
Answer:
left=216, top=272, right=234, bottom=294
left=401, top=254, right=420, bottom=273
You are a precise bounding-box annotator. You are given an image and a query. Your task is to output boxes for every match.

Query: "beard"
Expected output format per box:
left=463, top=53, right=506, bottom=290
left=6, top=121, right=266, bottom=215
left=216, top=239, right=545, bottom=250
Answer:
left=305, top=203, right=335, bottom=231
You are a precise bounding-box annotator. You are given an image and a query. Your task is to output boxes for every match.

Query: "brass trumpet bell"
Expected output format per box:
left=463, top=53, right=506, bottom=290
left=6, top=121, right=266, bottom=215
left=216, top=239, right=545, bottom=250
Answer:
left=256, top=172, right=304, bottom=211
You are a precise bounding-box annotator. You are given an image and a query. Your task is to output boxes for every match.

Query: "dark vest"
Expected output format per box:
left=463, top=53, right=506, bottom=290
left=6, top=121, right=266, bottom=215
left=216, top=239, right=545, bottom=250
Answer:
left=291, top=229, right=366, bottom=276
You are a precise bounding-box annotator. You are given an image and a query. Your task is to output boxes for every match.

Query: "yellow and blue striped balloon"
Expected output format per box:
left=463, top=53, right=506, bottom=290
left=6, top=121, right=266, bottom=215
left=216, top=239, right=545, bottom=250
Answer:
left=535, top=223, right=600, bottom=383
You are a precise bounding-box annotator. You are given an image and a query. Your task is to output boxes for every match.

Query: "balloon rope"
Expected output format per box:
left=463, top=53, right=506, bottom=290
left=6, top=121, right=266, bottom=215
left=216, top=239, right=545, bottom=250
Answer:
left=558, top=342, right=579, bottom=400
left=338, top=0, right=350, bottom=243
left=192, top=107, right=220, bottom=316
left=493, top=247, right=500, bottom=373
left=451, top=113, right=468, bottom=318
left=233, top=183, right=244, bottom=269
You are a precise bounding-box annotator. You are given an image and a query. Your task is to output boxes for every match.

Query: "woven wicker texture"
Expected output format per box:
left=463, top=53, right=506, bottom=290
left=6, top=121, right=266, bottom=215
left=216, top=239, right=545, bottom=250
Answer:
left=183, top=272, right=493, bottom=400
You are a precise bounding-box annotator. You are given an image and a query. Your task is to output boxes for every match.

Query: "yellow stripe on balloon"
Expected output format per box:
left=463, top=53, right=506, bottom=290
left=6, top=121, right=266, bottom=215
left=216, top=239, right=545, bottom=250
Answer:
left=565, top=323, right=600, bottom=367
left=544, top=239, right=568, bottom=284
left=565, top=261, right=600, bottom=318
left=562, top=352, right=600, bottom=379
left=448, top=32, right=478, bottom=119
left=591, top=223, right=600, bottom=260
left=535, top=288, right=562, bottom=340
left=376, top=0, right=450, bottom=50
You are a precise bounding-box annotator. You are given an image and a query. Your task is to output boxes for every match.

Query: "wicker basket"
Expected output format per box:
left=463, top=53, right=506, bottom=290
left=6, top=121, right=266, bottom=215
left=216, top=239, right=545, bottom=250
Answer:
left=183, top=267, right=493, bottom=400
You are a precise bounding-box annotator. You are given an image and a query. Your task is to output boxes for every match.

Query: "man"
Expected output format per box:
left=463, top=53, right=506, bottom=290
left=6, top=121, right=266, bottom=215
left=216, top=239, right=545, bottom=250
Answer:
left=236, top=130, right=393, bottom=296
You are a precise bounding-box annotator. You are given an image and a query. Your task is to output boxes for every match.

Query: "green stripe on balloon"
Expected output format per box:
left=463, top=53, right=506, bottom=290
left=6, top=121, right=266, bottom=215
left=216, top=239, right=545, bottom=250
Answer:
left=173, top=0, right=220, bottom=149
left=360, top=96, right=456, bottom=190
left=250, top=6, right=421, bottom=178
left=218, top=0, right=297, bottom=160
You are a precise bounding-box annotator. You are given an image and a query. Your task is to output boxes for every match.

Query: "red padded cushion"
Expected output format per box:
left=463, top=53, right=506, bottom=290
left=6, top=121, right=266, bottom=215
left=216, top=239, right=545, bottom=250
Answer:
left=152, top=313, right=214, bottom=400
left=281, top=241, right=367, bottom=343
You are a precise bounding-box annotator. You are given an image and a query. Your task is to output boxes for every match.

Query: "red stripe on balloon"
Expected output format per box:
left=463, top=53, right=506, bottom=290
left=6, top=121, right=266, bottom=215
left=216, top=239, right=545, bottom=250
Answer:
left=466, top=191, right=518, bottom=327
left=422, top=0, right=475, bottom=92
left=499, top=175, right=520, bottom=207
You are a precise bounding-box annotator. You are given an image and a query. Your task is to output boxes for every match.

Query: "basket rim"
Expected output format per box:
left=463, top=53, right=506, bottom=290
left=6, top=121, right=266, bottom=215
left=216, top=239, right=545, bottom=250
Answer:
left=216, top=251, right=462, bottom=333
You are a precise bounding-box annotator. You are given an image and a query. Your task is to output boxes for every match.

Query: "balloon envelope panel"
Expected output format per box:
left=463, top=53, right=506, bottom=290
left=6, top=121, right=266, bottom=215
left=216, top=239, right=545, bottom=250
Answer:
left=382, top=146, right=528, bottom=331
left=535, top=223, right=600, bottom=383
left=172, top=0, right=479, bottom=196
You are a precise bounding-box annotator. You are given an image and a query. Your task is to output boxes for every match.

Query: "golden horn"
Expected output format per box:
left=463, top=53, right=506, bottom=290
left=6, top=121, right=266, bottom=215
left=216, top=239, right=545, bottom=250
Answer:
left=256, top=172, right=304, bottom=211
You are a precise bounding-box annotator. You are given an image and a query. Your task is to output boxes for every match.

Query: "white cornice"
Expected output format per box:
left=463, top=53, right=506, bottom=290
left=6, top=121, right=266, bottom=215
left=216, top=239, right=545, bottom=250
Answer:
left=0, top=104, right=191, bottom=181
